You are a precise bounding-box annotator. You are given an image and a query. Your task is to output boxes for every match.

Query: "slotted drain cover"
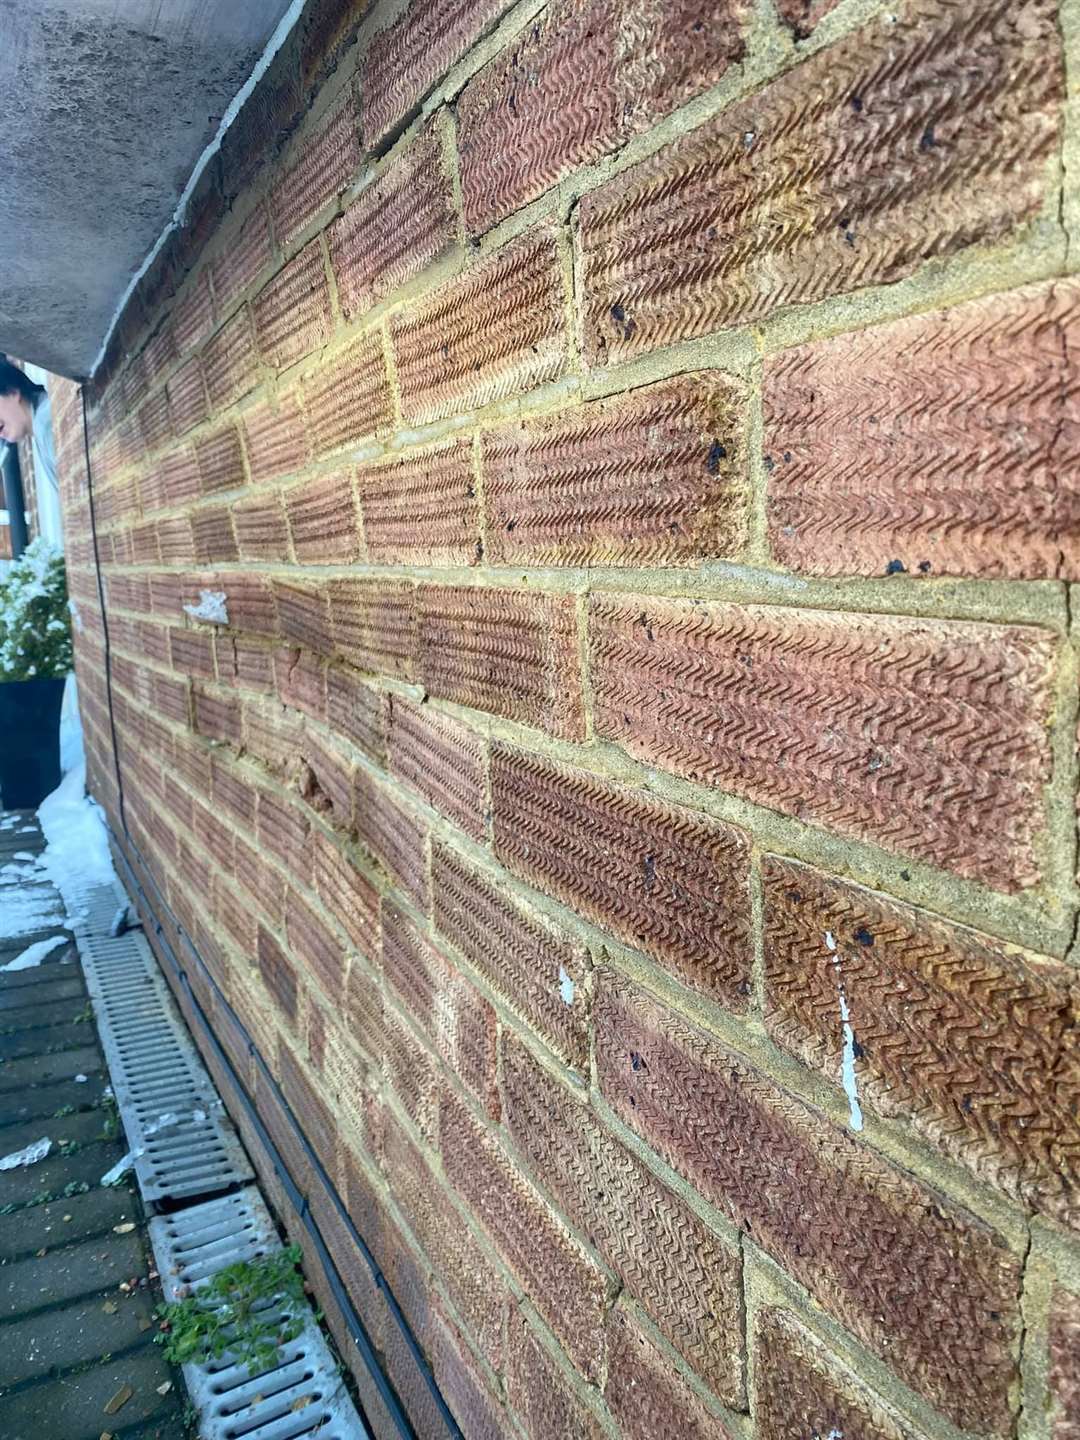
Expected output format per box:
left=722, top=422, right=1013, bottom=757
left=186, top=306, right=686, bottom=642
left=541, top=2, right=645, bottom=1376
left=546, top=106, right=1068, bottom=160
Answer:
left=71, top=881, right=252, bottom=1203
left=150, top=1188, right=370, bottom=1440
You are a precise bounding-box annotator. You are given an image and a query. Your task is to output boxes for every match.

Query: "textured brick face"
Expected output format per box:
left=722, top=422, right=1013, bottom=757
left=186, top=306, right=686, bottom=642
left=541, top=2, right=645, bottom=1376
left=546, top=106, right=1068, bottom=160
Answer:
left=328, top=577, right=417, bottom=680
left=754, top=1308, right=916, bottom=1440
left=594, top=969, right=1022, bottom=1433
left=387, top=694, right=487, bottom=839
left=578, top=0, right=1062, bottom=365
left=242, top=395, right=311, bottom=485
left=505, top=1316, right=607, bottom=1440
left=765, top=279, right=1080, bottom=579
left=203, top=310, right=259, bottom=409
left=432, top=842, right=589, bottom=1069
left=361, top=0, right=514, bottom=147
left=329, top=125, right=457, bottom=319
left=502, top=1034, right=744, bottom=1401
left=603, top=1305, right=735, bottom=1440
left=271, top=95, right=361, bottom=247
left=589, top=595, right=1056, bottom=891
left=441, top=1091, right=611, bottom=1380
left=285, top=471, right=362, bottom=565
left=485, top=375, right=746, bottom=567
left=212, top=204, right=272, bottom=313
left=458, top=0, right=747, bottom=234
left=419, top=585, right=584, bottom=739
left=491, top=745, right=752, bottom=1007
left=358, top=439, right=480, bottom=567
left=392, top=227, right=568, bottom=424
left=762, top=856, right=1080, bottom=1227
left=1050, top=1288, right=1080, bottom=1440
left=254, top=242, right=334, bottom=370
left=302, top=333, right=394, bottom=456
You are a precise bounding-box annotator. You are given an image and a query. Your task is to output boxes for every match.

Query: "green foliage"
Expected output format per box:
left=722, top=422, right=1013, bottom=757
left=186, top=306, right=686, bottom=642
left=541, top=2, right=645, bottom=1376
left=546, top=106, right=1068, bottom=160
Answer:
left=156, top=1246, right=306, bottom=1374
left=100, top=1091, right=120, bottom=1141
left=0, top=537, right=73, bottom=682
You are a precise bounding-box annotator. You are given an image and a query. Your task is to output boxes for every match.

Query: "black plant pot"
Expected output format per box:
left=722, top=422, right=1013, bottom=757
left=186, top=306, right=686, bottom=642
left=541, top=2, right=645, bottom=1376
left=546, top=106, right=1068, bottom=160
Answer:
left=0, top=675, right=65, bottom=809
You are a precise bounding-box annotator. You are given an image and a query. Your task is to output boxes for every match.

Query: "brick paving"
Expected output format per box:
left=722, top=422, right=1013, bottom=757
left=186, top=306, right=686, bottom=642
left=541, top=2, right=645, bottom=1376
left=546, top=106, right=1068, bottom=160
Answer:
left=0, top=812, right=186, bottom=1440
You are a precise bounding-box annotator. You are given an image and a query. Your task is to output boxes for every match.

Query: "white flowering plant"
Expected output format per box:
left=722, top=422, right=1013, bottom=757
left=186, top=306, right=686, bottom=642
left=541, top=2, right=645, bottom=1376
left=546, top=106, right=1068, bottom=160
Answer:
left=0, top=538, right=74, bottom=682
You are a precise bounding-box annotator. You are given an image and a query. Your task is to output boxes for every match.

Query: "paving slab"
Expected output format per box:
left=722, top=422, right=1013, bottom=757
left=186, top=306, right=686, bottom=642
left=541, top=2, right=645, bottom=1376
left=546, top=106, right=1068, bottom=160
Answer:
left=0, top=1285, right=160, bottom=1387
left=0, top=1342, right=179, bottom=1440
left=0, top=1106, right=111, bottom=1159
left=0, top=1184, right=139, bottom=1260
left=0, top=1229, right=147, bottom=1318
left=0, top=1072, right=108, bottom=1126
left=0, top=1043, right=103, bottom=1091
left=0, top=976, right=87, bottom=1012
left=0, top=1137, right=125, bottom=1207
left=0, top=953, right=81, bottom=989
left=0, top=1008, right=97, bottom=1060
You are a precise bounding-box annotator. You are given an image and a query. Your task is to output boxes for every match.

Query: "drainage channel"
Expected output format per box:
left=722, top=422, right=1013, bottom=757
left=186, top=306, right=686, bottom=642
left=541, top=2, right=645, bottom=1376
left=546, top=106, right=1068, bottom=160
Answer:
left=70, top=879, right=371, bottom=1440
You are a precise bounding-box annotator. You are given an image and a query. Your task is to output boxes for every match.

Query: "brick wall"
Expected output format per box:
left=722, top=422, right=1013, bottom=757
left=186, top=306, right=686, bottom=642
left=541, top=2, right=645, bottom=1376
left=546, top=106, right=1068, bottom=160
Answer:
left=53, top=0, right=1080, bottom=1436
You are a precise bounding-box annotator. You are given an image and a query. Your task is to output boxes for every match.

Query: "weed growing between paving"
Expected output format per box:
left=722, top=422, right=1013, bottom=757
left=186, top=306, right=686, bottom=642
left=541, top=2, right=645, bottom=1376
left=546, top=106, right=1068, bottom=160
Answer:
left=156, top=1245, right=306, bottom=1373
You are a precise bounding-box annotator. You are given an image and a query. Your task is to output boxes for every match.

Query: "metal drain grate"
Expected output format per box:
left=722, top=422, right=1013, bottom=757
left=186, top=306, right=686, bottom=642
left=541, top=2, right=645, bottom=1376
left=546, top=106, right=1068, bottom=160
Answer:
left=149, top=1188, right=370, bottom=1440
left=72, top=881, right=253, bottom=1203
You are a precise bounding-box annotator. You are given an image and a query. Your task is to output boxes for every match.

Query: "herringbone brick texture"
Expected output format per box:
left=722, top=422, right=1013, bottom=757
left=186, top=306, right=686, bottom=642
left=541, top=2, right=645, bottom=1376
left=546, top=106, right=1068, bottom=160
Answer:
left=52, top=0, right=1080, bottom=1436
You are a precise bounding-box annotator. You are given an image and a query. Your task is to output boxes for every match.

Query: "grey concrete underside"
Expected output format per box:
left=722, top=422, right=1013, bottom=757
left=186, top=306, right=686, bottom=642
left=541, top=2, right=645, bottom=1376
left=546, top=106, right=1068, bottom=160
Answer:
left=0, top=814, right=184, bottom=1440
left=0, top=0, right=294, bottom=378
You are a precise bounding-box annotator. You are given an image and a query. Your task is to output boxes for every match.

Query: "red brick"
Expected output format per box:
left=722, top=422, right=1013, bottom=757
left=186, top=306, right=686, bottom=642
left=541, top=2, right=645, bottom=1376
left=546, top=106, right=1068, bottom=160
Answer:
left=382, top=903, right=497, bottom=1117
left=195, top=423, right=245, bottom=496
left=578, top=0, right=1062, bottom=366
left=194, top=685, right=241, bottom=746
left=775, top=0, right=841, bottom=34
left=212, top=204, right=273, bottom=313
left=143, top=323, right=177, bottom=387
left=285, top=471, right=361, bottom=564
left=361, top=0, right=513, bottom=147
left=130, top=520, right=160, bottom=563
left=313, top=830, right=380, bottom=959
left=258, top=923, right=300, bottom=1027
left=432, top=841, right=588, bottom=1069
left=392, top=226, right=567, bottom=424
left=343, top=959, right=386, bottom=1069
left=156, top=516, right=196, bottom=563
left=355, top=771, right=429, bottom=911
left=387, top=694, right=486, bottom=839
left=139, top=388, right=173, bottom=453
left=419, top=585, right=584, bottom=739
left=159, top=447, right=202, bottom=507
left=441, top=1090, right=611, bottom=1379
left=286, top=887, right=346, bottom=1004
left=358, top=438, right=480, bottom=566
left=167, top=355, right=208, bottom=435
left=589, top=595, right=1055, bottom=892
left=274, top=579, right=331, bottom=653
left=383, top=1005, right=439, bottom=1141
left=594, top=968, right=1022, bottom=1433
left=1051, top=1288, right=1080, bottom=1440
left=765, top=279, right=1080, bottom=580
left=492, top=744, right=750, bottom=1007
left=194, top=801, right=236, bottom=875
left=222, top=635, right=275, bottom=693
left=169, top=627, right=215, bottom=679
left=329, top=124, right=456, bottom=318
left=258, top=787, right=313, bottom=887
left=429, top=1309, right=506, bottom=1440
left=212, top=754, right=257, bottom=832
left=203, top=307, right=259, bottom=408
left=302, top=332, right=394, bottom=456
left=328, top=578, right=417, bottom=680
left=503, top=1033, right=743, bottom=1400
left=244, top=700, right=304, bottom=775
left=505, top=1313, right=607, bottom=1440
left=275, top=646, right=326, bottom=718
left=762, top=855, right=1080, bottom=1229
left=191, top=506, right=238, bottom=564
left=271, top=95, right=362, bottom=247
left=242, top=394, right=311, bottom=485
left=485, top=375, right=746, bottom=567
left=382, top=1116, right=507, bottom=1367
left=301, top=727, right=356, bottom=831
left=254, top=241, right=334, bottom=370
left=215, top=572, right=278, bottom=637
left=459, top=0, right=746, bottom=233
left=234, top=492, right=291, bottom=562
left=279, top=1043, right=337, bottom=1175
left=754, top=1307, right=921, bottom=1440
left=326, top=666, right=386, bottom=764
left=604, top=1305, right=736, bottom=1440
left=173, top=269, right=215, bottom=356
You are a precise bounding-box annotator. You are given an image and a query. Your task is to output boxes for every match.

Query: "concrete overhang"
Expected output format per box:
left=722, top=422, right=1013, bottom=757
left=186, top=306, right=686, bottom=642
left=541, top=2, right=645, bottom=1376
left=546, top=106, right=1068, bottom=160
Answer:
left=0, top=0, right=297, bottom=379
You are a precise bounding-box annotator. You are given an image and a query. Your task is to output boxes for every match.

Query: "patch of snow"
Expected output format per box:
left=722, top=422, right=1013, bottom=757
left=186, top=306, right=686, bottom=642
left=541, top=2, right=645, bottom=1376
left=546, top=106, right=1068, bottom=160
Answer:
left=12, top=851, right=37, bottom=862
left=0, top=1136, right=51, bottom=1170
left=74, top=1074, right=88, bottom=1083
left=0, top=934, right=68, bottom=971
left=68, top=598, right=84, bottom=634
left=0, top=887, right=66, bottom=938
left=183, top=589, right=228, bottom=625
left=36, top=759, right=116, bottom=912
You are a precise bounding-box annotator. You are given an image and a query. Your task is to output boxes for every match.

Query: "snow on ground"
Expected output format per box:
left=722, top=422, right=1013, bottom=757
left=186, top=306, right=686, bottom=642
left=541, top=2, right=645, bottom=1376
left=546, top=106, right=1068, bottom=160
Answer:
left=0, top=934, right=70, bottom=971
left=36, top=759, right=116, bottom=912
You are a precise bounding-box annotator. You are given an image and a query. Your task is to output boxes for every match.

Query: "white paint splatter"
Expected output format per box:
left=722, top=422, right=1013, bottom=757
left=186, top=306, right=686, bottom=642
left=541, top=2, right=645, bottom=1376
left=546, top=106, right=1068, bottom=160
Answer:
left=558, top=966, right=575, bottom=1005
left=0, top=934, right=68, bottom=971
left=101, top=1152, right=135, bottom=1186
left=0, top=1136, right=51, bottom=1170
left=74, top=1074, right=88, bottom=1083
left=183, top=589, right=228, bottom=625
left=825, top=932, right=863, bottom=1133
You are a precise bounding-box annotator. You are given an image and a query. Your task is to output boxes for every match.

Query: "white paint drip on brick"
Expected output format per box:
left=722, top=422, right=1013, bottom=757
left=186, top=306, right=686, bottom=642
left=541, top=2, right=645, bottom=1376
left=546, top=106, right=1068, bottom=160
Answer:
left=183, top=589, right=229, bottom=624
left=824, top=931, right=863, bottom=1133
left=558, top=965, right=575, bottom=1005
